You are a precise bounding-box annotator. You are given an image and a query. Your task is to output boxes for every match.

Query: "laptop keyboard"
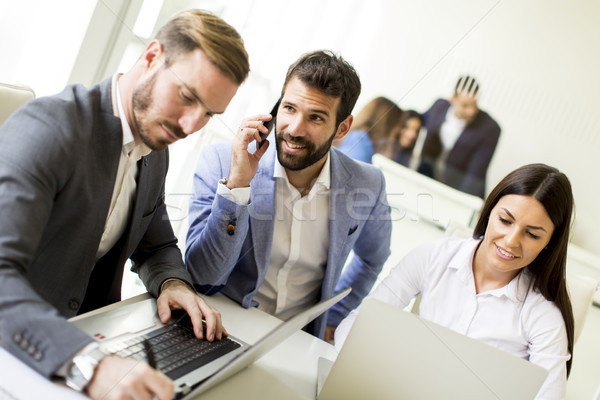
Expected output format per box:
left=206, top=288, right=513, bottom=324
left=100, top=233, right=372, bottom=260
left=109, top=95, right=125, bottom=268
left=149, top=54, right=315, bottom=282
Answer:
left=102, top=315, right=241, bottom=380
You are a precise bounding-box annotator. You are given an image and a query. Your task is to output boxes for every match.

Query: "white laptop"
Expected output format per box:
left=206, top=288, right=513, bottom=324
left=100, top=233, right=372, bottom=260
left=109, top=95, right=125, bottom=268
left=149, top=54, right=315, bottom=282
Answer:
left=318, top=298, right=548, bottom=400
left=69, top=287, right=350, bottom=399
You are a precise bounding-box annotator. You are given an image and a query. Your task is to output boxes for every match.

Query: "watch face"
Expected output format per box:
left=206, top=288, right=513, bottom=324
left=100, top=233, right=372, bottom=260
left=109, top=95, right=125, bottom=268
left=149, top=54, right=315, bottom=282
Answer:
left=66, top=351, right=104, bottom=392
left=66, top=363, right=88, bottom=392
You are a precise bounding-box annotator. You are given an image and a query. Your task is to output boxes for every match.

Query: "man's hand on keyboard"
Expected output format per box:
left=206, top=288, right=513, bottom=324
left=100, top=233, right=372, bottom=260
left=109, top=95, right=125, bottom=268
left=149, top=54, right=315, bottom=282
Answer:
left=157, top=279, right=227, bottom=341
left=87, top=356, right=174, bottom=400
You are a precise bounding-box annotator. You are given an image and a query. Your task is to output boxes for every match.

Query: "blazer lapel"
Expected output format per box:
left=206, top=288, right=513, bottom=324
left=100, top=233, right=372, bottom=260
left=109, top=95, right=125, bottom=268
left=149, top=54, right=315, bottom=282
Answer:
left=324, top=150, right=353, bottom=292
left=84, top=77, right=124, bottom=268
left=250, top=146, right=276, bottom=270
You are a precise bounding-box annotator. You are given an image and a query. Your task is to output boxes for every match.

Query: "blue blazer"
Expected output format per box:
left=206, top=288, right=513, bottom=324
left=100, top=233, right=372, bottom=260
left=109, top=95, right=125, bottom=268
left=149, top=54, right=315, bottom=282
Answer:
left=186, top=140, right=392, bottom=337
left=418, top=99, right=501, bottom=198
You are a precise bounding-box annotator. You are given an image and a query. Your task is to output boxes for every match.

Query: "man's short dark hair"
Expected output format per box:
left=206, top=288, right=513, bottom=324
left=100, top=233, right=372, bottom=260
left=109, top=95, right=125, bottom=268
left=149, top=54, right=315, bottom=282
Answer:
left=281, top=50, right=361, bottom=126
left=454, top=75, right=479, bottom=98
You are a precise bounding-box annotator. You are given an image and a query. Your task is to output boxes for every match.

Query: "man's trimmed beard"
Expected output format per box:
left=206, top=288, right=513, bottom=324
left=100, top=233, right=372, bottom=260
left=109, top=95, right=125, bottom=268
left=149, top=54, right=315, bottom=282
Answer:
left=131, top=69, right=186, bottom=151
left=275, top=129, right=337, bottom=171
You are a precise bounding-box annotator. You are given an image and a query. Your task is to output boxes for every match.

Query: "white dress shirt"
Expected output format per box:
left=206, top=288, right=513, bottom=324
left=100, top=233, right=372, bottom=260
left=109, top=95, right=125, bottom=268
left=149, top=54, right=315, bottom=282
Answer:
left=335, top=237, right=569, bottom=400
left=96, top=77, right=151, bottom=260
left=439, top=106, right=467, bottom=151
left=218, top=153, right=331, bottom=321
left=435, top=106, right=467, bottom=179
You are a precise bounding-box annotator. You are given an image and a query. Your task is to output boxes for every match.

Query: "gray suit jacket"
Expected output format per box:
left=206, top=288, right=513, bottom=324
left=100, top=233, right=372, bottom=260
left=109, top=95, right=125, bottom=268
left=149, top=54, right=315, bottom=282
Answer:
left=185, top=141, right=392, bottom=337
left=0, top=77, right=192, bottom=378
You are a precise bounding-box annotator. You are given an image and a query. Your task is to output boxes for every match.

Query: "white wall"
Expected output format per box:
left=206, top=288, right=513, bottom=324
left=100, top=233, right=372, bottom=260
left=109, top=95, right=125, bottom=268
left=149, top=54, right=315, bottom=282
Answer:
left=0, top=1, right=96, bottom=96
left=348, top=0, right=600, bottom=251
left=2, top=0, right=598, bottom=255
left=174, top=0, right=599, bottom=254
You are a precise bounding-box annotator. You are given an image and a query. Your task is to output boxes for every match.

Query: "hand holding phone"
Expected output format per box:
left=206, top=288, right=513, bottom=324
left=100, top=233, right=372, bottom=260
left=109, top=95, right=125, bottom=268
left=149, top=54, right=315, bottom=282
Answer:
left=258, top=99, right=280, bottom=149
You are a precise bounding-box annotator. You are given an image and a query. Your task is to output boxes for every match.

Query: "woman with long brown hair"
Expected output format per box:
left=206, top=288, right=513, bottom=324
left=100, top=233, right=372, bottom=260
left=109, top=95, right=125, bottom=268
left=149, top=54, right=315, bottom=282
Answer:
left=336, top=163, right=574, bottom=399
left=335, top=96, right=403, bottom=163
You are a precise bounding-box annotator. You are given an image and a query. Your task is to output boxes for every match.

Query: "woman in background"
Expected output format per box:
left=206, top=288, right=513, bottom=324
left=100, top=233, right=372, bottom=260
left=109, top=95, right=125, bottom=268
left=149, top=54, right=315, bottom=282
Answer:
left=335, top=96, right=403, bottom=163
left=335, top=163, right=574, bottom=400
left=388, top=109, right=423, bottom=167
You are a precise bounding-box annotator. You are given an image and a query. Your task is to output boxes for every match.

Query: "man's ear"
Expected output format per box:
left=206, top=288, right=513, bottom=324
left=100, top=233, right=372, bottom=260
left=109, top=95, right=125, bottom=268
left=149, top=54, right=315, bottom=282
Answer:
left=141, top=40, right=165, bottom=71
left=333, top=115, right=353, bottom=141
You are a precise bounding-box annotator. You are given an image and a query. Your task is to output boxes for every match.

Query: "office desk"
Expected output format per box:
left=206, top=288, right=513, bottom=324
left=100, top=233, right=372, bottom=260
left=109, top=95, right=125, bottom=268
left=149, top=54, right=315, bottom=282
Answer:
left=0, top=293, right=337, bottom=400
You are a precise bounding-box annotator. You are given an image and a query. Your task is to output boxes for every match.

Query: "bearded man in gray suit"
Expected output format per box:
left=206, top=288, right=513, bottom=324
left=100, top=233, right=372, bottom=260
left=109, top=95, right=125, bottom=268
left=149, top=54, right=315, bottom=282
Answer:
left=0, top=10, right=248, bottom=400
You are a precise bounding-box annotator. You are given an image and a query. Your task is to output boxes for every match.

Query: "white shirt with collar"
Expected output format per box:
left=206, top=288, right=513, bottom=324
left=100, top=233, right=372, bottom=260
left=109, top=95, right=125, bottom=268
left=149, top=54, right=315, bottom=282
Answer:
left=435, top=106, right=468, bottom=179
left=217, top=152, right=331, bottom=321
left=96, top=77, right=151, bottom=260
left=335, top=236, right=569, bottom=400
left=439, top=105, right=467, bottom=151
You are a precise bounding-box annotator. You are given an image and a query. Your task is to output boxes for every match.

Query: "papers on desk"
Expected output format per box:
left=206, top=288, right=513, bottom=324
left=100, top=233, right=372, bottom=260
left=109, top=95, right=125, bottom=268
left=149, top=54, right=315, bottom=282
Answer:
left=0, top=348, right=85, bottom=400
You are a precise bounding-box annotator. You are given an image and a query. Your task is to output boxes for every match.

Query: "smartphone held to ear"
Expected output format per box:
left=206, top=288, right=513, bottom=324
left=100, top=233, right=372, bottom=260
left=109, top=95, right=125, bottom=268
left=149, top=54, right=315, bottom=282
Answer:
left=258, top=99, right=280, bottom=149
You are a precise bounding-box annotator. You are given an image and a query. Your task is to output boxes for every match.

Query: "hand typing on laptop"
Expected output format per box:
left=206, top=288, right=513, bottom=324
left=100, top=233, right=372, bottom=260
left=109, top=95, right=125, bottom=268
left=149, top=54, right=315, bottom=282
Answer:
left=87, top=356, right=174, bottom=400
left=82, top=279, right=227, bottom=400
left=157, top=279, right=227, bottom=341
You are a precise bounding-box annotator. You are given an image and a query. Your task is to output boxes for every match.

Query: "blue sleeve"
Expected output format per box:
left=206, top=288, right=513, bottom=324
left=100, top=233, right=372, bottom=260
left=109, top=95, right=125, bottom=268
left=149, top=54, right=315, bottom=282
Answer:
left=336, top=131, right=374, bottom=163
left=327, top=169, right=392, bottom=326
left=184, top=145, right=250, bottom=292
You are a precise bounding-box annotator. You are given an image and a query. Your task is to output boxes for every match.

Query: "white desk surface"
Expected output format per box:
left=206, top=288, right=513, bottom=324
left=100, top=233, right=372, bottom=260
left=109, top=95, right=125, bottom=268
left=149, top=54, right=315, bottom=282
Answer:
left=0, top=293, right=337, bottom=400
left=3, top=216, right=598, bottom=399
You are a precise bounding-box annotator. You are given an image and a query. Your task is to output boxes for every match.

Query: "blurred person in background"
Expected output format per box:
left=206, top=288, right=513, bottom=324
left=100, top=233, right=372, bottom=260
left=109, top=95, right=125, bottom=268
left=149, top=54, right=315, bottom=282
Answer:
left=386, top=109, right=423, bottom=167
left=335, top=96, right=403, bottom=164
left=417, top=75, right=501, bottom=198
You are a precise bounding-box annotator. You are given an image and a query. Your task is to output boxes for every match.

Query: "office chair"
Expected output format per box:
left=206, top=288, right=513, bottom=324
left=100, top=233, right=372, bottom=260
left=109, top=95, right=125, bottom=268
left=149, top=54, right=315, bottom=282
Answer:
left=0, top=82, right=36, bottom=125
left=566, top=271, right=598, bottom=343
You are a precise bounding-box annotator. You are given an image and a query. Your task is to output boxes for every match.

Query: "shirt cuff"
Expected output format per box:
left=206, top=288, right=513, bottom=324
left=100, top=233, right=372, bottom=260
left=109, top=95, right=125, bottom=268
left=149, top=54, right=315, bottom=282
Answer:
left=54, top=342, right=98, bottom=378
left=217, top=181, right=251, bottom=205
left=159, top=278, right=194, bottom=294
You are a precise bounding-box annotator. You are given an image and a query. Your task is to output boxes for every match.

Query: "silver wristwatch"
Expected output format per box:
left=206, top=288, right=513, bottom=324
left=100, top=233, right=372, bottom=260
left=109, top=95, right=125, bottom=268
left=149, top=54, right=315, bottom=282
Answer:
left=65, top=347, right=106, bottom=392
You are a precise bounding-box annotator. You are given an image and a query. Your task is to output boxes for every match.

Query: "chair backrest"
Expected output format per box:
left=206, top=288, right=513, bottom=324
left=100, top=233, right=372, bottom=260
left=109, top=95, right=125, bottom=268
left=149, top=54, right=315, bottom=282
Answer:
left=443, top=222, right=599, bottom=343
left=564, top=244, right=600, bottom=343
left=372, top=154, right=484, bottom=229
left=566, top=271, right=598, bottom=342
left=0, top=82, right=36, bottom=125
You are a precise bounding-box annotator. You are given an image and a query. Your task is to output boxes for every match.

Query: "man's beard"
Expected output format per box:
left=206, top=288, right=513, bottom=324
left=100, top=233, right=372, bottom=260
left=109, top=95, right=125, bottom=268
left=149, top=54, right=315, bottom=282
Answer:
left=275, top=129, right=337, bottom=171
left=131, top=70, right=184, bottom=151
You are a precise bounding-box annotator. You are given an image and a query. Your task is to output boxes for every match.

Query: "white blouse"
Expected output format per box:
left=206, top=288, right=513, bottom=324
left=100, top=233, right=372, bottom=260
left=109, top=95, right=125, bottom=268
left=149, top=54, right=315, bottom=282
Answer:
left=335, top=237, right=570, bottom=400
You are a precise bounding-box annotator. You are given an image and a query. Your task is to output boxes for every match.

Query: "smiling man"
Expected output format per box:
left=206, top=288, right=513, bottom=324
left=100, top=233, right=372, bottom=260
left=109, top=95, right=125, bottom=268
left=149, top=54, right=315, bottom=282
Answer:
left=186, top=50, right=392, bottom=342
left=0, top=9, right=248, bottom=400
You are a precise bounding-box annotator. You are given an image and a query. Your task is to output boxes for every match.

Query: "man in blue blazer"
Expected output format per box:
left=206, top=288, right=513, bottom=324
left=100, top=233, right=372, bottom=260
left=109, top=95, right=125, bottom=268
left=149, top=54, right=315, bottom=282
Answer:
left=418, top=76, right=501, bottom=198
left=186, top=51, right=392, bottom=342
left=0, top=10, right=248, bottom=400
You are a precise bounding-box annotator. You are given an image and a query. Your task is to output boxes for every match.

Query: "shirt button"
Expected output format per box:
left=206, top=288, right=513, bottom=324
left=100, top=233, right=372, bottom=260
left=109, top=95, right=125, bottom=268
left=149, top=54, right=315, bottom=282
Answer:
left=27, top=345, right=36, bottom=355
left=20, top=338, right=29, bottom=349
left=33, top=352, right=43, bottom=361
left=68, top=299, right=80, bottom=311
left=13, top=333, right=22, bottom=343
